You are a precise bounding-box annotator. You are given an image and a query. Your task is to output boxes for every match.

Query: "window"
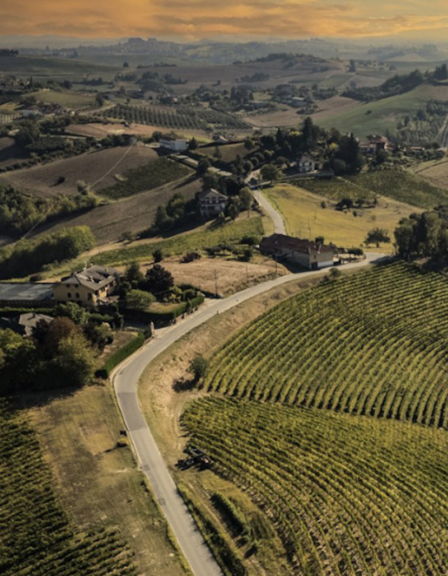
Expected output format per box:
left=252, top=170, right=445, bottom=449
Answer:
left=67, top=292, right=72, bottom=298
left=75, top=293, right=80, bottom=299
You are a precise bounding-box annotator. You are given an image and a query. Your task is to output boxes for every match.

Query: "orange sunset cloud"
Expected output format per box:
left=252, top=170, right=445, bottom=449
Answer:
left=1, top=0, right=448, bottom=39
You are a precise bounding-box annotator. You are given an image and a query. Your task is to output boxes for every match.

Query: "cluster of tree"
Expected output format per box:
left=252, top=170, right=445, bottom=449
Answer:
left=137, top=71, right=187, bottom=91
left=327, top=132, right=365, bottom=175
left=121, top=261, right=174, bottom=310
left=0, top=186, right=97, bottom=237
left=0, top=226, right=95, bottom=279
left=0, top=49, right=19, bottom=57
left=433, top=64, right=448, bottom=81
left=152, top=193, right=197, bottom=233
left=395, top=210, right=448, bottom=259
left=343, top=69, right=425, bottom=102
left=237, top=72, right=270, bottom=83
left=0, top=304, right=119, bottom=392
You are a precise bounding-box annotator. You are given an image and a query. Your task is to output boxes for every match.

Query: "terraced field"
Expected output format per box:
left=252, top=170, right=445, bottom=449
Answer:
left=183, top=397, right=448, bottom=576
left=0, top=399, right=137, bottom=576
left=205, top=262, right=448, bottom=429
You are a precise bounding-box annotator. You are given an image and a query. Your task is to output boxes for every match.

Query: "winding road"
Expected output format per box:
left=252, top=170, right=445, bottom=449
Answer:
left=113, top=251, right=386, bottom=576
left=254, top=188, right=287, bottom=235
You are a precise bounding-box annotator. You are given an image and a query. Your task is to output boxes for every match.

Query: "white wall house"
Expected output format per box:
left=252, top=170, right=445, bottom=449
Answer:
left=160, top=134, right=188, bottom=152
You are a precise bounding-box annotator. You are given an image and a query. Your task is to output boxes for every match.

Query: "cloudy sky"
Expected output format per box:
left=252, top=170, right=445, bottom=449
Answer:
left=1, top=0, right=448, bottom=40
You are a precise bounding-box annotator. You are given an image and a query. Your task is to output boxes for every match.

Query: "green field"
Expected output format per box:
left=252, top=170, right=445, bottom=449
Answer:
left=0, top=398, right=137, bottom=576
left=99, top=158, right=191, bottom=199
left=0, top=56, right=116, bottom=79
left=183, top=396, right=448, bottom=576
left=298, top=168, right=448, bottom=209
left=91, top=216, right=264, bottom=266
left=29, top=89, right=95, bottom=110
left=205, top=262, right=448, bottom=428
left=313, top=84, right=448, bottom=138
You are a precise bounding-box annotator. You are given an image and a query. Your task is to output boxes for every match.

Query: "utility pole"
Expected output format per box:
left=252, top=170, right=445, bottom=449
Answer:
left=214, top=269, right=218, bottom=298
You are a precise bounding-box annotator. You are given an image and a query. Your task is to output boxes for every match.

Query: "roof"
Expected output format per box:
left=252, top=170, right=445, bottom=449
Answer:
left=298, top=155, right=314, bottom=163
left=260, top=234, right=335, bottom=255
left=0, top=282, right=55, bottom=302
left=60, top=265, right=121, bottom=291
left=0, top=313, right=53, bottom=337
left=197, top=188, right=228, bottom=202
left=160, top=133, right=185, bottom=141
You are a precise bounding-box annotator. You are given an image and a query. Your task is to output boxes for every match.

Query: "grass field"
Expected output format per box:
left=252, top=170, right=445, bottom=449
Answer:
left=197, top=142, right=253, bottom=163
left=205, top=261, right=448, bottom=429
left=0, top=145, right=159, bottom=197
left=91, top=215, right=265, bottom=266
left=265, top=183, right=417, bottom=250
left=295, top=168, right=448, bottom=209
left=183, top=396, right=448, bottom=576
left=413, top=159, right=448, bottom=190
left=0, top=397, right=139, bottom=576
left=313, top=83, right=448, bottom=138
left=99, top=157, right=192, bottom=199
left=29, top=89, right=95, bottom=110
left=0, top=56, right=117, bottom=79
left=28, top=386, right=187, bottom=576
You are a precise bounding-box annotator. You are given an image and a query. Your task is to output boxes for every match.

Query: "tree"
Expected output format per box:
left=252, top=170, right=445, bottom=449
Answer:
left=261, top=164, right=280, bottom=182
left=95, top=93, right=104, bottom=107
left=197, top=157, right=211, bottom=175
left=239, top=187, right=253, bottom=211
left=43, top=317, right=82, bottom=358
left=213, top=146, right=222, bottom=160
left=153, top=248, right=164, bottom=263
left=123, top=61, right=129, bottom=68
left=188, top=355, right=209, bottom=383
left=52, top=333, right=96, bottom=387
left=125, top=261, right=144, bottom=285
left=365, top=228, right=391, bottom=247
left=189, top=137, right=198, bottom=150
left=15, top=120, right=40, bottom=148
left=53, top=302, right=88, bottom=325
left=228, top=204, right=239, bottom=221
left=126, top=289, right=155, bottom=311
left=145, top=264, right=174, bottom=294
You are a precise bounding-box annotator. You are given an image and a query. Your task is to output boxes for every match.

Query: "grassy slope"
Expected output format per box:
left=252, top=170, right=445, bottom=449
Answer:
left=183, top=396, right=448, bottom=576
left=30, top=89, right=95, bottom=109
left=28, top=386, right=187, bottom=576
left=266, top=182, right=418, bottom=250
left=313, top=83, right=448, bottom=138
left=0, top=56, right=117, bottom=78
left=91, top=215, right=265, bottom=266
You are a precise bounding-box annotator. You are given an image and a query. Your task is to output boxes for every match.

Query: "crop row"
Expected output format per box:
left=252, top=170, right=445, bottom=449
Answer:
left=0, top=400, right=137, bottom=576
left=183, top=396, right=448, bottom=576
left=205, top=262, right=448, bottom=429
left=107, top=104, right=249, bottom=131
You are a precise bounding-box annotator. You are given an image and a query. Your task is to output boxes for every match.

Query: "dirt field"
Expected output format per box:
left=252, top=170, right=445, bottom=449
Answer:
left=66, top=122, right=213, bottom=141
left=0, top=136, right=26, bottom=168
left=413, top=159, right=448, bottom=190
left=140, top=256, right=289, bottom=296
left=0, top=145, right=158, bottom=197
left=243, top=106, right=302, bottom=128
left=35, top=176, right=202, bottom=245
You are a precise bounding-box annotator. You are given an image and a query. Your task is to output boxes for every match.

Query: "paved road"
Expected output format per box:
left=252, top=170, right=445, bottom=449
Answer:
left=113, top=253, right=386, bottom=576
left=254, top=189, right=287, bottom=234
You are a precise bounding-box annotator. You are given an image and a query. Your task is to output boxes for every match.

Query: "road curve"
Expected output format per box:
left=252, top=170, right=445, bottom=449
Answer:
left=254, top=188, right=287, bottom=235
left=113, top=253, right=386, bottom=576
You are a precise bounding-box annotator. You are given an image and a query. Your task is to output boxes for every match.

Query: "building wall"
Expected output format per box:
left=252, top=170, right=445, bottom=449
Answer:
left=53, top=283, right=108, bottom=305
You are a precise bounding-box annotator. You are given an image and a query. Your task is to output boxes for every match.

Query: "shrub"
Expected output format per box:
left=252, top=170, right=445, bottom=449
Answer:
left=97, top=332, right=145, bottom=378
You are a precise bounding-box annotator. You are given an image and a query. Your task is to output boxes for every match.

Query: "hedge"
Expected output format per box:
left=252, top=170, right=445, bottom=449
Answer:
left=124, top=294, right=205, bottom=325
left=97, top=332, right=145, bottom=378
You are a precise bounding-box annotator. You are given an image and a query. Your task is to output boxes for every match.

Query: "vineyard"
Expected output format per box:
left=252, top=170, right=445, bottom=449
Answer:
left=297, top=168, right=448, bottom=209
left=0, top=399, right=137, bottom=576
left=205, top=262, right=448, bottom=429
left=183, top=396, right=448, bottom=576
left=106, top=104, right=250, bottom=131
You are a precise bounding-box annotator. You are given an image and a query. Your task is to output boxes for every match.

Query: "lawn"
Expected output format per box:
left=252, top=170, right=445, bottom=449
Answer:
left=266, top=182, right=418, bottom=250
left=99, top=157, right=192, bottom=199
left=196, top=142, right=253, bottom=163
left=28, top=385, right=187, bottom=576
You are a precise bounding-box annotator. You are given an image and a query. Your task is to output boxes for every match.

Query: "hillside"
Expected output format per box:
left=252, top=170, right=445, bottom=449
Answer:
left=183, top=397, right=448, bottom=576
left=0, top=55, right=117, bottom=79
left=205, top=262, right=448, bottom=429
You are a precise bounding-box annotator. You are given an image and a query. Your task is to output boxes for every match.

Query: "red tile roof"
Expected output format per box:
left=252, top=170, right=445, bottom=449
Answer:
left=260, top=234, right=335, bottom=255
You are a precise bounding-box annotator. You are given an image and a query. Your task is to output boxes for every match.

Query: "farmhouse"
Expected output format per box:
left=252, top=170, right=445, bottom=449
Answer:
left=160, top=133, right=188, bottom=153
left=298, top=155, right=316, bottom=173
left=197, top=188, right=229, bottom=219
left=260, top=234, right=335, bottom=270
left=359, top=135, right=389, bottom=155
left=0, top=312, right=53, bottom=337
left=53, top=265, right=121, bottom=306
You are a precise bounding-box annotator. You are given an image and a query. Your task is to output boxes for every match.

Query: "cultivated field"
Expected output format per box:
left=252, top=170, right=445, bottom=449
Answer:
left=206, top=262, right=448, bottom=429
left=0, top=398, right=139, bottom=576
left=413, top=159, right=448, bottom=190
left=28, top=386, right=187, bottom=576
left=197, top=142, right=253, bottom=163
left=183, top=396, right=448, bottom=575
left=0, top=136, right=26, bottom=168
left=266, top=183, right=418, bottom=250
left=0, top=145, right=158, bottom=197
left=29, top=88, right=95, bottom=110
left=297, top=168, right=448, bottom=209
left=66, top=122, right=213, bottom=141
left=40, top=176, right=201, bottom=245
left=0, top=55, right=117, bottom=80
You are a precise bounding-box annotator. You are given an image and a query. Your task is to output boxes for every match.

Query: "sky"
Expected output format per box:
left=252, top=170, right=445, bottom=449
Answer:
left=2, top=0, right=448, bottom=41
